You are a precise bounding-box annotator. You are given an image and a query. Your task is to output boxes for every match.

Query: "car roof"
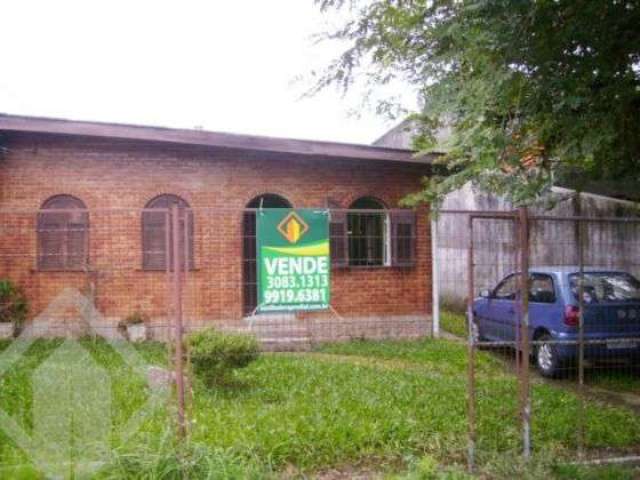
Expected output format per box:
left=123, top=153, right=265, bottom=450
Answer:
left=530, top=266, right=627, bottom=275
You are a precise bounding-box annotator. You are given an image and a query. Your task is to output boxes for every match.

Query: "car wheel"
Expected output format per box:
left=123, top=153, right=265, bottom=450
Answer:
left=536, top=334, right=562, bottom=378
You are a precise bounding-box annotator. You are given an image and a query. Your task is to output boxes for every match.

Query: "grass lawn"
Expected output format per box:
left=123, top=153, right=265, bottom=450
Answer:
left=582, top=368, right=640, bottom=396
left=0, top=338, right=638, bottom=479
left=440, top=310, right=468, bottom=338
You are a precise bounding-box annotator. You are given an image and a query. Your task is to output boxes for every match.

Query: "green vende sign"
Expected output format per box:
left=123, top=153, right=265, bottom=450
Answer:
left=257, top=208, right=330, bottom=312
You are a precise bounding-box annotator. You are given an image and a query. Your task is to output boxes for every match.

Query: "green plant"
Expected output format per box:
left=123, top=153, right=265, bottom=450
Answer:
left=0, top=338, right=640, bottom=477
left=187, top=328, right=259, bottom=386
left=440, top=310, right=467, bottom=339
left=99, top=442, right=272, bottom=480
left=392, top=455, right=471, bottom=480
left=0, top=279, right=28, bottom=331
left=117, top=311, right=149, bottom=341
left=313, top=1, right=640, bottom=206
left=122, top=311, right=148, bottom=326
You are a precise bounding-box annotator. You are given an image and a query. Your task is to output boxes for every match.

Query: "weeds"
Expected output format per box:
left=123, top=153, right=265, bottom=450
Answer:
left=440, top=310, right=467, bottom=338
left=0, top=337, right=638, bottom=478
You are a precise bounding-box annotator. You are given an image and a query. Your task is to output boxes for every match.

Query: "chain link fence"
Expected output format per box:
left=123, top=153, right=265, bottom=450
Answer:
left=436, top=208, right=640, bottom=470
left=1, top=204, right=639, bottom=475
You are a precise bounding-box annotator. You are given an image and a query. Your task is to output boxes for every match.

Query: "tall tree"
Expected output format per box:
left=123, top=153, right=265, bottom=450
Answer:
left=313, top=0, right=640, bottom=205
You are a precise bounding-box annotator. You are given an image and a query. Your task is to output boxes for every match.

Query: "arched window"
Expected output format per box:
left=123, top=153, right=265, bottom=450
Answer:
left=38, top=195, right=89, bottom=271
left=347, top=197, right=389, bottom=267
left=243, top=194, right=292, bottom=315
left=142, top=194, right=194, bottom=270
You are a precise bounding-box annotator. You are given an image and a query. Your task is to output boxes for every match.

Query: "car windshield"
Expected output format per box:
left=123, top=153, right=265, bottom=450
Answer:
left=569, top=272, right=640, bottom=303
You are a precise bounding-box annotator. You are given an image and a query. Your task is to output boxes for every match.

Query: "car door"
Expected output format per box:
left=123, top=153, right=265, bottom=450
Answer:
left=528, top=273, right=561, bottom=339
left=486, top=274, right=519, bottom=341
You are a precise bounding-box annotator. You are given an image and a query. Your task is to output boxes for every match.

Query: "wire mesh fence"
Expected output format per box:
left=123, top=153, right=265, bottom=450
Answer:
left=1, top=203, right=639, bottom=475
left=182, top=206, right=430, bottom=349
left=0, top=203, right=434, bottom=475
left=0, top=205, right=431, bottom=344
left=437, top=208, right=640, bottom=470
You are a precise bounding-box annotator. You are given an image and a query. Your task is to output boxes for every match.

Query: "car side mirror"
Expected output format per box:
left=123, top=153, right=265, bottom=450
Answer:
left=480, top=289, right=491, bottom=298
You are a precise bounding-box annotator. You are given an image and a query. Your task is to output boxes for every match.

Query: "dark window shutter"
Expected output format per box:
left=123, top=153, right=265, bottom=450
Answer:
left=38, top=196, right=88, bottom=271
left=38, top=215, right=65, bottom=270
left=66, top=215, right=88, bottom=270
left=142, top=195, right=194, bottom=271
left=242, top=211, right=257, bottom=315
left=182, top=209, right=195, bottom=270
left=327, top=199, right=348, bottom=268
left=391, top=210, right=417, bottom=267
left=142, top=210, right=168, bottom=270
left=330, top=218, right=349, bottom=267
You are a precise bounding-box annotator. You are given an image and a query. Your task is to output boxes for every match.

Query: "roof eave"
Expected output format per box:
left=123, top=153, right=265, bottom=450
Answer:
left=0, top=114, right=434, bottom=165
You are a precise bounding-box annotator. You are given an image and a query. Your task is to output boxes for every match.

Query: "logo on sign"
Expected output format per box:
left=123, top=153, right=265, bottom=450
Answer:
left=277, top=212, right=309, bottom=244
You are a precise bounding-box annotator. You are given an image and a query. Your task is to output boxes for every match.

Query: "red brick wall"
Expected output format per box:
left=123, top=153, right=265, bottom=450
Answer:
left=0, top=134, right=432, bottom=336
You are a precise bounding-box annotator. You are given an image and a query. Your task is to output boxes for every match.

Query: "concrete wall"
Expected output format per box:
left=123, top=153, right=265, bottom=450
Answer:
left=438, top=184, right=640, bottom=310
left=375, top=120, right=640, bottom=312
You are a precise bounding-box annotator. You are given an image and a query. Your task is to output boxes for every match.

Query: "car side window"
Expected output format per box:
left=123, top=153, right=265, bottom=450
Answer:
left=493, top=275, right=518, bottom=300
left=529, top=274, right=556, bottom=303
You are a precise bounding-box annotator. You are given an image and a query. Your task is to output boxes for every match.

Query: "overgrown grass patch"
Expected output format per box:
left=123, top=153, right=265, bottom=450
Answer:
left=0, top=337, right=638, bottom=478
left=583, top=368, right=640, bottom=395
left=552, top=463, right=640, bottom=480
left=316, top=336, right=504, bottom=377
left=440, top=310, right=468, bottom=338
left=0, top=338, right=169, bottom=471
left=191, top=352, right=470, bottom=469
left=317, top=339, right=640, bottom=454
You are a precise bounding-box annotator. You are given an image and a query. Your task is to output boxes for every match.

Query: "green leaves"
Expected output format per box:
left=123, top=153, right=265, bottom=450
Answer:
left=0, top=279, right=28, bottom=331
left=314, top=0, right=640, bottom=204
left=187, top=328, right=260, bottom=386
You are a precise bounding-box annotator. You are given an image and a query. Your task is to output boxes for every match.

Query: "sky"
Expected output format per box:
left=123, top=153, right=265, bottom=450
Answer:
left=0, top=1, right=415, bottom=145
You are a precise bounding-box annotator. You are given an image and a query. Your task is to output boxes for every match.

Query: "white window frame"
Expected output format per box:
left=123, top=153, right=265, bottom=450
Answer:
left=383, top=212, right=391, bottom=267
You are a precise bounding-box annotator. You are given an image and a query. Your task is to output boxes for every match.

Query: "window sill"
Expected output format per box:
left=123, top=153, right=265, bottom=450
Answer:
left=32, top=268, right=201, bottom=273
left=137, top=268, right=200, bottom=273
left=332, top=264, right=416, bottom=271
left=32, top=269, right=92, bottom=273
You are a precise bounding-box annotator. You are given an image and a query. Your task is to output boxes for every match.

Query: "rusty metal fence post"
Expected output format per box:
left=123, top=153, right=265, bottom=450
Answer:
left=577, top=212, right=586, bottom=459
left=171, top=203, right=187, bottom=438
left=183, top=206, right=194, bottom=425
left=518, top=207, right=531, bottom=459
left=432, top=215, right=440, bottom=338
left=467, top=214, right=476, bottom=472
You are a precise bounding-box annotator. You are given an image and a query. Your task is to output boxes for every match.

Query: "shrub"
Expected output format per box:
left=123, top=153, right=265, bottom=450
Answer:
left=186, top=328, right=259, bottom=386
left=118, top=310, right=148, bottom=330
left=117, top=310, right=149, bottom=340
left=123, top=311, right=148, bottom=325
left=0, top=279, right=28, bottom=331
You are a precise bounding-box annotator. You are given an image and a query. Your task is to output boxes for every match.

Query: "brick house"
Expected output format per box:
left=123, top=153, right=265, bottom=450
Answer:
left=0, top=114, right=434, bottom=344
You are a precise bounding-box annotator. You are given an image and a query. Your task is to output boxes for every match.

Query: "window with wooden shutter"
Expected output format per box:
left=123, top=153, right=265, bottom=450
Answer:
left=347, top=197, right=388, bottom=267
left=38, top=195, right=89, bottom=271
left=391, top=210, right=417, bottom=267
left=142, top=195, right=194, bottom=271
left=327, top=199, right=348, bottom=268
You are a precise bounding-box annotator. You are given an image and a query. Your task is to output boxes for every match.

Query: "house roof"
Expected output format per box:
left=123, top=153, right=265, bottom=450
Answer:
left=373, top=117, right=450, bottom=154
left=0, top=114, right=432, bottom=165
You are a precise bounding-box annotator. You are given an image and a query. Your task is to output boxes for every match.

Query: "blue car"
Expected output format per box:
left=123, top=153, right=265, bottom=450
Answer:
left=473, top=267, right=640, bottom=377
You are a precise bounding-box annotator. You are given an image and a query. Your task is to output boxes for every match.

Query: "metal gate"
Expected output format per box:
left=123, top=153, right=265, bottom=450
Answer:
left=456, top=207, right=640, bottom=471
